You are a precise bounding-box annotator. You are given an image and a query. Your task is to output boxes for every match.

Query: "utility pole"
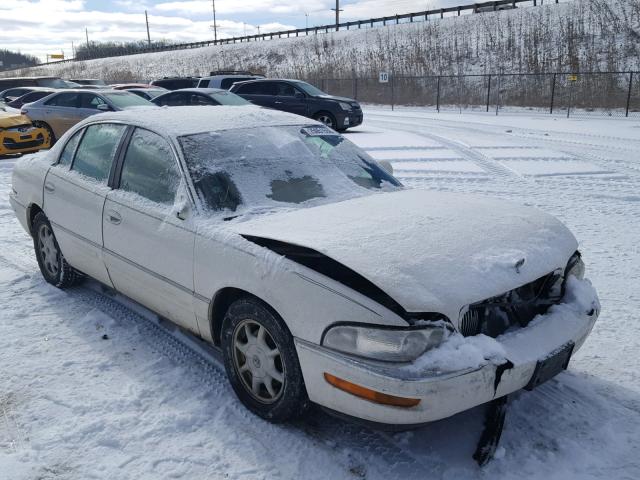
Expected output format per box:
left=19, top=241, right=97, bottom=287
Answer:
left=145, top=10, right=151, bottom=46
left=85, top=27, right=89, bottom=47
left=331, top=0, right=343, bottom=31
left=71, top=41, right=75, bottom=59
left=305, top=13, right=309, bottom=29
left=212, top=0, right=218, bottom=41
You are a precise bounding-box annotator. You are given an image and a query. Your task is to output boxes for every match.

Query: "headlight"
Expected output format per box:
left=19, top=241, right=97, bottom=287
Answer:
left=338, top=102, right=352, bottom=111
left=322, top=324, right=446, bottom=362
left=566, top=252, right=585, bottom=280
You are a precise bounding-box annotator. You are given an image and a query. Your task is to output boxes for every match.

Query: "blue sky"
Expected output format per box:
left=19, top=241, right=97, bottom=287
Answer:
left=0, top=0, right=461, bottom=61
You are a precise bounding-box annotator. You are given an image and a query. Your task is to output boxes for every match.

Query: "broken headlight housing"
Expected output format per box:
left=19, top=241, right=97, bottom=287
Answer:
left=565, top=251, right=585, bottom=280
left=322, top=323, right=446, bottom=362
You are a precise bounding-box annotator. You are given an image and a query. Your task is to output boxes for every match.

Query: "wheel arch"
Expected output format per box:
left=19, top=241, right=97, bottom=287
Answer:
left=27, top=203, right=44, bottom=237
left=209, top=287, right=288, bottom=346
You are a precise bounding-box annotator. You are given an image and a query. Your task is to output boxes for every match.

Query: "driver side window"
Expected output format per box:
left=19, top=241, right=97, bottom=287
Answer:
left=119, top=128, right=181, bottom=205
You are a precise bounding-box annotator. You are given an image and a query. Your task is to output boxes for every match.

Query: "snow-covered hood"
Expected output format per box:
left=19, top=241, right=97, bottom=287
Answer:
left=233, top=189, right=578, bottom=320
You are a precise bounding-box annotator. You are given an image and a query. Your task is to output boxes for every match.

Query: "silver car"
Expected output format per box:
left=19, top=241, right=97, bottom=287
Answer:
left=20, top=89, right=156, bottom=143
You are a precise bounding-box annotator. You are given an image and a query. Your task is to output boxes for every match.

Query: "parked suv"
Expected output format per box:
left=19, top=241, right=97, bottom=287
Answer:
left=230, top=79, right=363, bottom=131
left=196, top=70, right=265, bottom=90
left=150, top=76, right=200, bottom=90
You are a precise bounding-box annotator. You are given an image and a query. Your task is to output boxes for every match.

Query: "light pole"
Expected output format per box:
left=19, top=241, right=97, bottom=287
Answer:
left=331, top=0, right=343, bottom=31
left=211, top=0, right=217, bottom=41
left=305, top=13, right=309, bottom=29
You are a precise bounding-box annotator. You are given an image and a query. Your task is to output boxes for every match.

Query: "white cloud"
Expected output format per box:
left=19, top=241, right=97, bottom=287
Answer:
left=1, top=0, right=445, bottom=61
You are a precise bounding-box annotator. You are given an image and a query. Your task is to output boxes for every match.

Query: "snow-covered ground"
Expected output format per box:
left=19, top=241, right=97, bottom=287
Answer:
left=1, top=109, right=639, bottom=479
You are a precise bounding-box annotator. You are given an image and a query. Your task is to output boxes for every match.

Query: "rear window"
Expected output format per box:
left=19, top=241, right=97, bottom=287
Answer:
left=209, top=91, right=250, bottom=106
left=37, top=78, right=72, bottom=88
left=101, top=92, right=154, bottom=109
left=220, top=77, right=256, bottom=89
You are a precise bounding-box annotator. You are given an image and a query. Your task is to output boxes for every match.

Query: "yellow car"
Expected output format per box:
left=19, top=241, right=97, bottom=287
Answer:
left=0, top=111, right=50, bottom=156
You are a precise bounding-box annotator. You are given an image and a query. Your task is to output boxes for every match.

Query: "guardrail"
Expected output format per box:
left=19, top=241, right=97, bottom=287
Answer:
left=0, top=0, right=562, bottom=72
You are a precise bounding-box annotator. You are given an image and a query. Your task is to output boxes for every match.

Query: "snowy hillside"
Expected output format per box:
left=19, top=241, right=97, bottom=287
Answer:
left=5, top=0, right=639, bottom=83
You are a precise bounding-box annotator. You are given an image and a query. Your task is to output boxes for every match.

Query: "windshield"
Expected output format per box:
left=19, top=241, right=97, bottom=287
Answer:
left=209, top=91, right=251, bottom=106
left=179, top=125, right=401, bottom=215
left=102, top=92, right=155, bottom=109
left=295, top=81, right=329, bottom=97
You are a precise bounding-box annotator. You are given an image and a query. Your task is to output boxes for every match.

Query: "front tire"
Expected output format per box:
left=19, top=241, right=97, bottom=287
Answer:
left=33, top=212, right=83, bottom=288
left=33, top=122, right=56, bottom=145
left=313, top=111, right=338, bottom=130
left=221, top=296, right=309, bottom=422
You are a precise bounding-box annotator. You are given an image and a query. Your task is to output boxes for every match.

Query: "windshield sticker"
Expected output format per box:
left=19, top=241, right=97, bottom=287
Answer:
left=300, top=126, right=339, bottom=137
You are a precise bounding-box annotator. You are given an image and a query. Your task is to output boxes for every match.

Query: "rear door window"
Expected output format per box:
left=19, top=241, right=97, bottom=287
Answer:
left=58, top=129, right=84, bottom=166
left=71, top=123, right=127, bottom=182
left=155, top=92, right=188, bottom=106
left=118, top=128, right=180, bottom=205
left=45, top=92, right=80, bottom=108
left=236, top=82, right=276, bottom=95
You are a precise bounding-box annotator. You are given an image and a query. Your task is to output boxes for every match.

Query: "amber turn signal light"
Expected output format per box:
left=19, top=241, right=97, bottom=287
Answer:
left=323, top=372, right=421, bottom=408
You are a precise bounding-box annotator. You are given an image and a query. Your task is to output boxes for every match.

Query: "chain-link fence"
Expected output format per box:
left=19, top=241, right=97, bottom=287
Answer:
left=311, top=72, right=639, bottom=117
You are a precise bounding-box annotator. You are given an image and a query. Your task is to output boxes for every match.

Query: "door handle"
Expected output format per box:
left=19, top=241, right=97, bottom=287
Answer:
left=274, top=101, right=283, bottom=104
left=44, top=182, right=55, bottom=193
left=106, top=210, right=122, bottom=225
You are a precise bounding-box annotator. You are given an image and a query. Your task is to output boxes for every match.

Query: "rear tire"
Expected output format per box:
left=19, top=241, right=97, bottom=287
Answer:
left=32, top=212, right=83, bottom=288
left=221, top=296, right=309, bottom=422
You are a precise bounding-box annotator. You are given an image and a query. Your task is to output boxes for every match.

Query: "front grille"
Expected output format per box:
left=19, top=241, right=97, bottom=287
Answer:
left=2, top=134, right=45, bottom=150
left=459, top=270, right=564, bottom=338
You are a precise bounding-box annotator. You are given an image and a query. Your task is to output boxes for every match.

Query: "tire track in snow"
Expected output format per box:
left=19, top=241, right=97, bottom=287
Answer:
left=366, top=112, right=640, bottom=178
left=364, top=117, right=532, bottom=184
left=16, top=277, right=429, bottom=479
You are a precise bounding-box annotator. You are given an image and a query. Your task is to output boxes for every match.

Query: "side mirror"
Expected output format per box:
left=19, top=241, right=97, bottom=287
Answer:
left=378, top=160, right=394, bottom=176
left=294, top=91, right=305, bottom=99
left=96, top=103, right=111, bottom=111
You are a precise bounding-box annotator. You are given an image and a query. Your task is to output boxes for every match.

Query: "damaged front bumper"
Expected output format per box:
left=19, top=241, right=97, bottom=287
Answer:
left=295, top=278, right=600, bottom=427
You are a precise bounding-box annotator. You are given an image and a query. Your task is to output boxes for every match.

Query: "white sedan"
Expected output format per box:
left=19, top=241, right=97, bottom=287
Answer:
left=9, top=106, right=600, bottom=427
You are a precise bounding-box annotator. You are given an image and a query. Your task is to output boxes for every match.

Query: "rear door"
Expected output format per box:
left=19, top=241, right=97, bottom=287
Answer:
left=234, top=81, right=277, bottom=107
left=102, top=127, right=199, bottom=333
left=43, top=122, right=128, bottom=286
left=42, top=92, right=83, bottom=138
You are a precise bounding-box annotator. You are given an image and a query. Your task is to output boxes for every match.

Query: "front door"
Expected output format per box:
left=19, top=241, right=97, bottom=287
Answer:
left=43, top=123, right=128, bottom=286
left=102, top=127, right=198, bottom=334
left=274, top=82, right=308, bottom=116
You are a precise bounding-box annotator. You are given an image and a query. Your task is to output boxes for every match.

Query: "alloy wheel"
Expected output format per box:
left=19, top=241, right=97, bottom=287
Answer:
left=38, top=224, right=60, bottom=277
left=232, top=319, right=285, bottom=404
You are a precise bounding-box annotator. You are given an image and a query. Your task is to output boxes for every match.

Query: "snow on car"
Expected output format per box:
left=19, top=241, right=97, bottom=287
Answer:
left=8, top=105, right=599, bottom=431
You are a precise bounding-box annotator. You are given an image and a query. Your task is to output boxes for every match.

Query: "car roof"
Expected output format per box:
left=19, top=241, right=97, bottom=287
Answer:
left=79, top=105, right=317, bottom=137
left=160, top=88, right=227, bottom=94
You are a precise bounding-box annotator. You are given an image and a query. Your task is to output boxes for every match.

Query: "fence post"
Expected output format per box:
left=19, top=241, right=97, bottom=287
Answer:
left=436, top=76, right=441, bottom=112
left=567, top=76, right=572, bottom=118
left=486, top=75, right=492, bottom=112
left=626, top=72, right=634, bottom=117
left=495, top=72, right=502, bottom=116
left=550, top=73, right=557, bottom=114
left=390, top=71, right=395, bottom=111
